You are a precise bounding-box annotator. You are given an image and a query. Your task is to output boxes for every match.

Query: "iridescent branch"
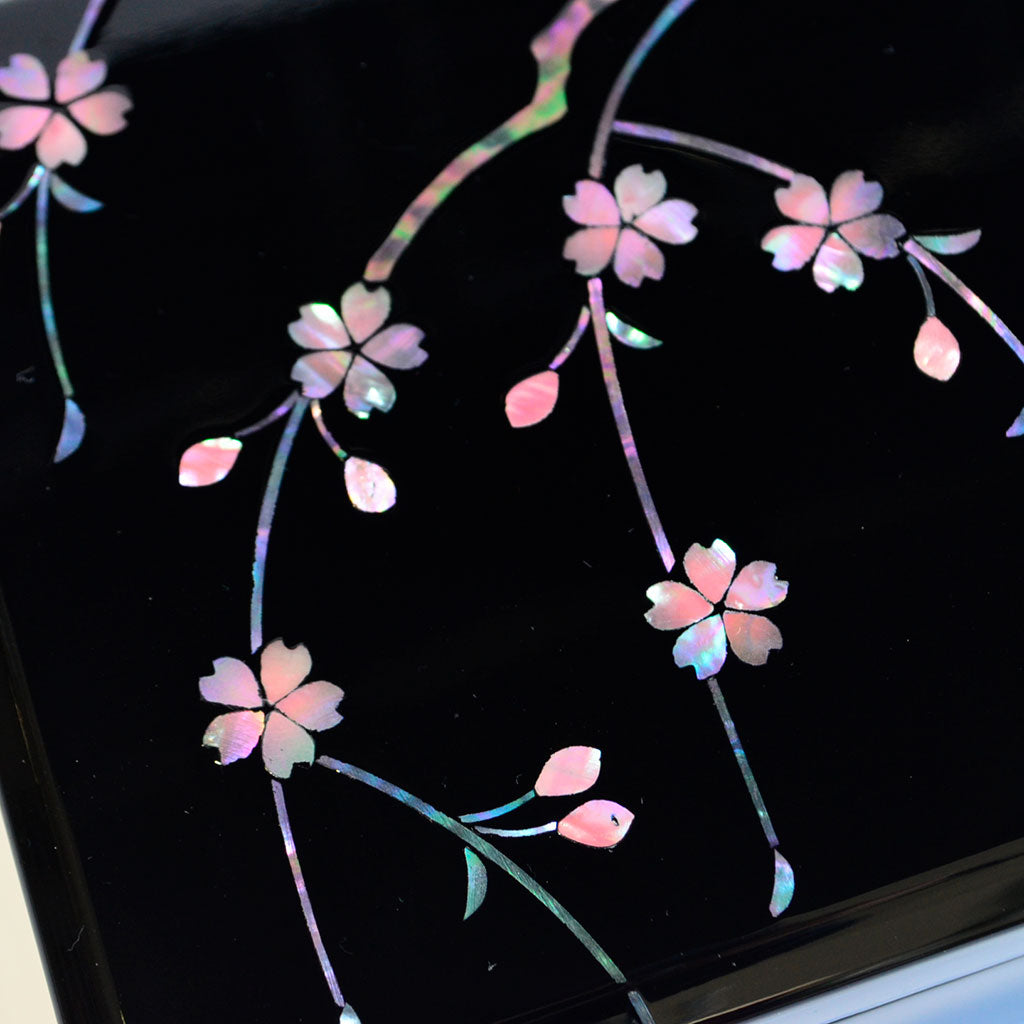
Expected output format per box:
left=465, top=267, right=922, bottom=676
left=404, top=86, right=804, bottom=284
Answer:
left=588, top=277, right=675, bottom=573
left=0, top=164, right=45, bottom=220
left=35, top=174, right=71, bottom=400
left=475, top=821, right=558, bottom=838
left=589, top=0, right=701, bottom=179
left=905, top=254, right=935, bottom=319
left=235, top=392, right=300, bottom=438
left=317, top=756, right=656, bottom=1024
left=459, top=790, right=536, bottom=824
left=549, top=306, right=591, bottom=370
left=68, top=0, right=112, bottom=54
left=310, top=399, right=348, bottom=459
left=611, top=121, right=795, bottom=182
left=364, top=0, right=620, bottom=281
left=901, top=238, right=1024, bottom=367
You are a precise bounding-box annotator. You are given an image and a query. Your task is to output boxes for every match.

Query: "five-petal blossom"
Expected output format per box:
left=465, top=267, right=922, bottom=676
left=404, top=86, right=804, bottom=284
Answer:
left=645, top=539, right=788, bottom=679
left=289, top=282, right=427, bottom=418
left=0, top=52, right=132, bottom=169
left=563, top=164, right=697, bottom=287
left=761, top=170, right=905, bottom=292
left=200, top=640, right=344, bottom=779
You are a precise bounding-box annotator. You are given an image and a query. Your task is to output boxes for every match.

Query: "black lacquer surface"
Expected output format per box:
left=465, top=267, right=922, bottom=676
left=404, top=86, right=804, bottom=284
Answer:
left=2, top=1, right=1024, bottom=1022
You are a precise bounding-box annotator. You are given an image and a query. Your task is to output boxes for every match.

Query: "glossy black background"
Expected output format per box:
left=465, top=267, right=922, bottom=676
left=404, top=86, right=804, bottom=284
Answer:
left=2, top=0, right=1024, bottom=1021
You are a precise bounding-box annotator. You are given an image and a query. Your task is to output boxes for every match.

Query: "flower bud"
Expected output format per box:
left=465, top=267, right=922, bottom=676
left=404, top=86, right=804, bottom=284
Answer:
left=557, top=799, right=634, bottom=848
left=534, top=746, right=601, bottom=797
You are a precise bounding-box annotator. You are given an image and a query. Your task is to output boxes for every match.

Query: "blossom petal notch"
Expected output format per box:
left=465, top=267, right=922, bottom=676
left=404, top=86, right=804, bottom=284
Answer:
left=913, top=316, right=960, bottom=381
left=179, top=437, right=243, bottom=486
left=289, top=283, right=425, bottom=418
left=505, top=370, right=560, bottom=427
left=200, top=641, right=343, bottom=780
left=562, top=164, right=697, bottom=287
left=463, top=848, right=488, bottom=920
left=647, top=540, right=788, bottom=680
left=534, top=746, right=601, bottom=797
left=761, top=170, right=904, bottom=292
left=557, top=800, right=634, bottom=848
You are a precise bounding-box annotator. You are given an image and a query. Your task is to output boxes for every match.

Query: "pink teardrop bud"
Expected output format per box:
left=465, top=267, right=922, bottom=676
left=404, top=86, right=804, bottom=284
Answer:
left=534, top=746, right=601, bottom=797
left=505, top=370, right=559, bottom=428
left=179, top=437, right=242, bottom=486
left=344, top=457, right=396, bottom=513
left=557, top=799, right=634, bottom=848
left=913, top=316, right=960, bottom=381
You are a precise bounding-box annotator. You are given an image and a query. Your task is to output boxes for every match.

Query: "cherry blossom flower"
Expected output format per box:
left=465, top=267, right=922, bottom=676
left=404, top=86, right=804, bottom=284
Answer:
left=200, top=640, right=344, bottom=780
left=645, top=539, right=788, bottom=679
left=761, top=170, right=905, bottom=293
left=563, top=164, right=697, bottom=287
left=0, top=52, right=132, bottom=169
left=289, top=282, right=427, bottom=418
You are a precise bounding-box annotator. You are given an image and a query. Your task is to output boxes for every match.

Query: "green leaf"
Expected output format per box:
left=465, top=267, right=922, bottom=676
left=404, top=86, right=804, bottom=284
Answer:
left=912, top=230, right=981, bottom=255
left=463, top=847, right=488, bottom=920
left=605, top=311, right=662, bottom=349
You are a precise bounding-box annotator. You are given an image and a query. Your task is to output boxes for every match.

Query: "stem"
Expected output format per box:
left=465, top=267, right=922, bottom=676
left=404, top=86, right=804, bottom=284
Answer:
left=250, top=397, right=309, bottom=653
left=68, top=0, right=111, bottom=53
left=612, top=121, right=795, bottom=182
left=317, top=755, right=656, bottom=1023
left=365, top=0, right=619, bottom=282
left=35, top=172, right=74, bottom=399
left=460, top=790, right=536, bottom=824
left=0, top=164, right=45, bottom=220
left=589, top=0, right=701, bottom=179
left=706, top=677, right=778, bottom=849
left=905, top=254, right=935, bottom=319
left=549, top=306, right=591, bottom=371
left=235, top=392, right=299, bottom=438
left=310, top=399, right=348, bottom=459
left=588, top=277, right=675, bottom=573
left=902, top=239, right=1024, bottom=367
left=475, top=822, right=558, bottom=838
left=271, top=780, right=345, bottom=1009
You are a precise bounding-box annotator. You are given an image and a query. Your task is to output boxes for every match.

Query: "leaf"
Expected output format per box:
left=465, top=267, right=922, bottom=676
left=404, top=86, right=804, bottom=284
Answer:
left=50, top=173, right=103, bottom=213
left=463, top=848, right=488, bottom=920
left=769, top=849, right=795, bottom=918
left=913, top=316, right=960, bottom=381
left=178, top=437, right=242, bottom=486
left=1006, top=406, right=1024, bottom=438
left=339, top=1005, right=362, bottom=1023
left=344, top=457, right=396, bottom=512
left=911, top=230, right=981, bottom=255
left=505, top=370, right=559, bottom=427
left=53, top=397, right=85, bottom=462
left=605, top=310, right=662, bottom=349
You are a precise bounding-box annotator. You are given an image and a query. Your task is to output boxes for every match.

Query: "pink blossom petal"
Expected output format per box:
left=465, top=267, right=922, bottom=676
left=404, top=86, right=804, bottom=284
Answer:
left=54, top=52, right=108, bottom=103
left=361, top=324, right=427, bottom=369
left=199, top=657, right=262, bottom=708
left=260, top=639, right=312, bottom=704
left=614, top=164, right=667, bottom=221
left=634, top=199, right=698, bottom=245
left=0, top=106, right=51, bottom=151
left=203, top=710, right=265, bottom=765
left=344, top=355, right=396, bottom=417
left=291, top=350, right=352, bottom=399
left=178, top=437, right=242, bottom=487
left=36, top=111, right=86, bottom=168
left=723, top=611, right=783, bottom=667
left=0, top=54, right=50, bottom=101
left=672, top=615, right=727, bottom=679
left=644, top=581, right=713, bottom=630
left=683, top=539, right=736, bottom=603
left=68, top=90, right=132, bottom=135
left=344, top=457, right=396, bottom=512
left=913, top=316, right=960, bottom=381
left=563, top=226, right=618, bottom=276
left=829, top=170, right=883, bottom=223
left=261, top=711, right=315, bottom=779
left=774, top=175, right=829, bottom=225
left=277, top=681, right=344, bottom=732
left=563, top=179, right=619, bottom=226
left=558, top=799, right=634, bottom=848
left=838, top=213, right=905, bottom=260
left=534, top=746, right=601, bottom=797
left=725, top=561, right=789, bottom=611
left=505, top=370, right=559, bottom=428
left=760, top=224, right=825, bottom=271
left=341, top=283, right=390, bottom=344
left=288, top=304, right=350, bottom=351
left=613, top=227, right=664, bottom=287
left=812, top=233, right=864, bottom=292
